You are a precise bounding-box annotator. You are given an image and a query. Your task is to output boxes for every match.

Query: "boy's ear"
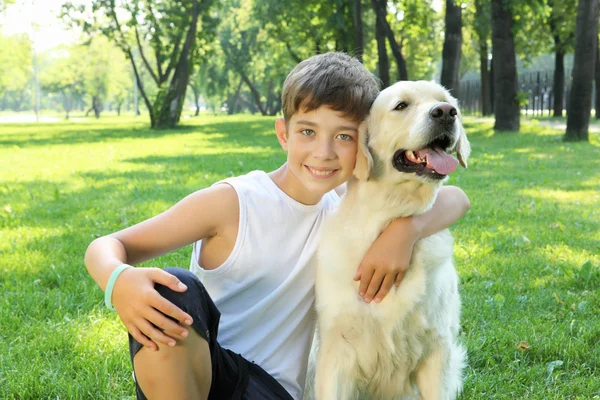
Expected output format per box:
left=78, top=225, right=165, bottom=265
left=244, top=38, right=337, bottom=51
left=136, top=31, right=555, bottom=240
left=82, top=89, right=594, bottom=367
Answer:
left=456, top=125, right=471, bottom=168
left=354, top=120, right=373, bottom=180
left=275, top=118, right=288, bottom=151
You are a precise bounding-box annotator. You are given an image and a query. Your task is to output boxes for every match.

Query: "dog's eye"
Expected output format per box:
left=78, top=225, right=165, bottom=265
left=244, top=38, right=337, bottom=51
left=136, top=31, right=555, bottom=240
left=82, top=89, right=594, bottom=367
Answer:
left=394, top=102, right=409, bottom=111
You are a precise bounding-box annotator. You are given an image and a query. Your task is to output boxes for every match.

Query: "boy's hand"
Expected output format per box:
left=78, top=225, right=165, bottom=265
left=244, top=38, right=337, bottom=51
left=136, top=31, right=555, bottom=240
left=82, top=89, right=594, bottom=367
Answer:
left=354, top=217, right=419, bottom=303
left=353, top=186, right=470, bottom=303
left=111, top=267, right=193, bottom=351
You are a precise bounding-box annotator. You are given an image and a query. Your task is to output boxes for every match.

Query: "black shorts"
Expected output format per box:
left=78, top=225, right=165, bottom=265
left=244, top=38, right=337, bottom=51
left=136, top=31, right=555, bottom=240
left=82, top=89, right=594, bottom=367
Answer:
left=128, top=267, right=294, bottom=400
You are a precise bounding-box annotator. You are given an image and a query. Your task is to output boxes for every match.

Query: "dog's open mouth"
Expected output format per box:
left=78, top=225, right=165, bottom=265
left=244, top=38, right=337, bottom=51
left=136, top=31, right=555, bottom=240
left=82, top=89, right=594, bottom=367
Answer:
left=393, top=140, right=458, bottom=179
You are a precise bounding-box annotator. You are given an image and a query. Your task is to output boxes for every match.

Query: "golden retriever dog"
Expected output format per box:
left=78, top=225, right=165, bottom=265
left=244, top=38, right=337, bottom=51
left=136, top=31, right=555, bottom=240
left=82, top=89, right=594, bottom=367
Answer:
left=313, top=81, right=470, bottom=400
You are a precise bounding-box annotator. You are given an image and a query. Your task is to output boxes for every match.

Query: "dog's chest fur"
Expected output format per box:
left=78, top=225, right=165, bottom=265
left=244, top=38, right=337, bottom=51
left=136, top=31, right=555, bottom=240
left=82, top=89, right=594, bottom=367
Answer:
left=314, top=178, right=460, bottom=398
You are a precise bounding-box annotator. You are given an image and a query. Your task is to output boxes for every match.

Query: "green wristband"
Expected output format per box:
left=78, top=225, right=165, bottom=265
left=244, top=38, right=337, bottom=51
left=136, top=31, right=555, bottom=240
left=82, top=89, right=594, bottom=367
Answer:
left=104, top=264, right=133, bottom=311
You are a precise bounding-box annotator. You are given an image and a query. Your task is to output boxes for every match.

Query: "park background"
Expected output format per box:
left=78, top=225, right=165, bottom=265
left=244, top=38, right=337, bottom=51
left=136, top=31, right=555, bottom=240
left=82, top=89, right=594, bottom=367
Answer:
left=0, top=0, right=599, bottom=398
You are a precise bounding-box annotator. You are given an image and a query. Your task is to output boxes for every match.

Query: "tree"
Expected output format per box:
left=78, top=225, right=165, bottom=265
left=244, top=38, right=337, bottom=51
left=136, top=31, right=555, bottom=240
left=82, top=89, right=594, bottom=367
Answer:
left=106, top=51, right=134, bottom=116
left=371, top=0, right=408, bottom=80
left=374, top=0, right=390, bottom=87
left=547, top=0, right=577, bottom=117
left=354, top=0, right=364, bottom=62
left=596, top=34, right=600, bottom=119
left=471, top=0, right=492, bottom=115
left=0, top=33, right=32, bottom=104
left=491, top=0, right=519, bottom=131
left=218, top=0, right=290, bottom=116
left=565, top=0, right=599, bottom=141
left=441, top=0, right=462, bottom=94
left=40, top=45, right=87, bottom=119
left=396, top=0, right=443, bottom=81
left=83, top=38, right=112, bottom=118
left=62, top=0, right=218, bottom=128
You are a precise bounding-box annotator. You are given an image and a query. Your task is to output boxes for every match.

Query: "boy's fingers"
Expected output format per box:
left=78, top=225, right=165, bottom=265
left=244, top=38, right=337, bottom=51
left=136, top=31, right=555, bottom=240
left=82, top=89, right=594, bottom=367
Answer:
left=164, top=326, right=189, bottom=341
left=374, top=274, right=396, bottom=303
left=395, top=271, right=405, bottom=287
left=358, top=266, right=375, bottom=296
left=364, top=270, right=385, bottom=302
left=136, top=318, right=177, bottom=348
left=128, top=324, right=157, bottom=351
left=354, top=264, right=363, bottom=281
left=145, top=306, right=188, bottom=337
left=151, top=269, right=188, bottom=292
left=150, top=292, right=193, bottom=326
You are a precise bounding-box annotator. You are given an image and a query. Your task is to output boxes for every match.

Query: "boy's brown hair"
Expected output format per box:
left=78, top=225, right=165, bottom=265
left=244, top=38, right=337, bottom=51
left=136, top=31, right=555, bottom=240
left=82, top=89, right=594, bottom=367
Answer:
left=281, top=52, right=380, bottom=124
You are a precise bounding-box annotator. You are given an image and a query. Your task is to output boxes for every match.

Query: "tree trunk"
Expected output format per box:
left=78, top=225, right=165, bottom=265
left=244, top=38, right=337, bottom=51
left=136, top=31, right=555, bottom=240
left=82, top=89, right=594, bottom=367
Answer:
left=126, top=49, right=155, bottom=125
left=153, top=0, right=200, bottom=128
left=188, top=82, right=200, bottom=116
left=375, top=0, right=390, bottom=88
left=64, top=92, right=72, bottom=120
left=354, top=0, right=364, bottom=62
left=371, top=0, right=408, bottom=80
left=479, top=44, right=492, bottom=116
left=565, top=0, right=599, bottom=141
left=491, top=0, right=519, bottom=131
left=229, top=78, right=244, bottom=114
left=241, top=72, right=267, bottom=115
left=93, top=95, right=101, bottom=119
left=441, top=0, right=462, bottom=94
left=553, top=44, right=565, bottom=117
left=595, top=38, right=600, bottom=119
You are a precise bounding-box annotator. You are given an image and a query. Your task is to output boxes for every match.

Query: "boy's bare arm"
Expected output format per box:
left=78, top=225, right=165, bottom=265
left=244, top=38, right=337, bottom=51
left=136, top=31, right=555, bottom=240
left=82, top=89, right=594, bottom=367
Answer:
left=84, top=183, right=239, bottom=349
left=355, top=186, right=470, bottom=303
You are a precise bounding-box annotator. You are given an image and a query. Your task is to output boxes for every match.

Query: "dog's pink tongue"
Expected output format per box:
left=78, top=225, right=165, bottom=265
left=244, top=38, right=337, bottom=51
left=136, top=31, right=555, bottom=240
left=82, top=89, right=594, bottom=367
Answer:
left=416, top=148, right=459, bottom=175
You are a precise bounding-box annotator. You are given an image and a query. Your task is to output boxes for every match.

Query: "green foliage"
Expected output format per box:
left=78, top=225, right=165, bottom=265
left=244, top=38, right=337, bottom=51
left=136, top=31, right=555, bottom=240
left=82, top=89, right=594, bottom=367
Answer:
left=516, top=90, right=531, bottom=107
left=216, top=0, right=294, bottom=115
left=0, top=0, right=14, bottom=12
left=61, top=0, right=219, bottom=127
left=0, top=33, right=32, bottom=96
left=39, top=45, right=87, bottom=116
left=391, top=0, right=443, bottom=80
left=462, top=0, right=490, bottom=77
left=38, top=38, right=131, bottom=117
left=547, top=0, right=577, bottom=53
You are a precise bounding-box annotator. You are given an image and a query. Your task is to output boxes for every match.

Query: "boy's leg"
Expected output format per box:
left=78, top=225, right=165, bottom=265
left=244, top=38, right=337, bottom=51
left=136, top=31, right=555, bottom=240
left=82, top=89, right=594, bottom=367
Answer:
left=134, top=327, right=211, bottom=399
left=128, top=267, right=247, bottom=400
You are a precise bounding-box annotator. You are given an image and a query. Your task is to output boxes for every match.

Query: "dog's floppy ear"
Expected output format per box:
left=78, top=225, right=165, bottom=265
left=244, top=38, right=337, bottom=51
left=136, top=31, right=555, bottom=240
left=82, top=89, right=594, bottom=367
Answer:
left=354, top=120, right=373, bottom=180
left=456, top=126, right=471, bottom=168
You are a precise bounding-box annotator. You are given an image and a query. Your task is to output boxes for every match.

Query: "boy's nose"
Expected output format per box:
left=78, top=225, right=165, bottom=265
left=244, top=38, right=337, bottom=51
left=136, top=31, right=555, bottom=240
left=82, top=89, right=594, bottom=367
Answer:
left=314, top=139, right=336, bottom=160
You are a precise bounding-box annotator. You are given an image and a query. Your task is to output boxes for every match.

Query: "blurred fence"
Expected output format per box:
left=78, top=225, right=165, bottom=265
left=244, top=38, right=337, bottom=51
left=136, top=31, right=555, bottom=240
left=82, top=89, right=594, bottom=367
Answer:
left=456, top=68, right=597, bottom=116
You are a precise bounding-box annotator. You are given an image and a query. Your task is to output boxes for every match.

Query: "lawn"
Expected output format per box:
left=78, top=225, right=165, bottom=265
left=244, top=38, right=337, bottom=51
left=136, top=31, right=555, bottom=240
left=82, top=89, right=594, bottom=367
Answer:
left=0, top=114, right=599, bottom=399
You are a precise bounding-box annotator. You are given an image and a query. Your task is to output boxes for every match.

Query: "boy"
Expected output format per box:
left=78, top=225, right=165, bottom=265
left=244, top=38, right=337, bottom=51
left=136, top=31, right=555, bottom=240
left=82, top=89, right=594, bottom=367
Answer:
left=84, top=52, right=470, bottom=400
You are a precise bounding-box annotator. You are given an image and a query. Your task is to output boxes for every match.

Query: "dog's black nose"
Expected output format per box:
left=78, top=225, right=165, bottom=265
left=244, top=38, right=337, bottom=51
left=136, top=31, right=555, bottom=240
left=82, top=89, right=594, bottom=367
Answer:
left=430, top=103, right=457, bottom=123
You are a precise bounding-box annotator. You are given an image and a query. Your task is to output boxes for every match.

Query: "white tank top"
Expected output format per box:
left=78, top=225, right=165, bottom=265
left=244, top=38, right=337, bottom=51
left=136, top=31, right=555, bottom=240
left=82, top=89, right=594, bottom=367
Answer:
left=189, top=170, right=339, bottom=399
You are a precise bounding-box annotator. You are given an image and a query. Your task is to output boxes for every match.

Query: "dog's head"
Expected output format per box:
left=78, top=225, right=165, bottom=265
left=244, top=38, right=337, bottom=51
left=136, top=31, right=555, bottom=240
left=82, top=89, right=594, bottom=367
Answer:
left=354, top=81, right=470, bottom=185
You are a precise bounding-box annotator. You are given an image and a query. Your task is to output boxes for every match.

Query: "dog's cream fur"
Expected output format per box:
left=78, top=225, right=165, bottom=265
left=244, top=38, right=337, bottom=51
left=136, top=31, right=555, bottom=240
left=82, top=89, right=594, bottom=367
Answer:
left=313, top=81, right=470, bottom=400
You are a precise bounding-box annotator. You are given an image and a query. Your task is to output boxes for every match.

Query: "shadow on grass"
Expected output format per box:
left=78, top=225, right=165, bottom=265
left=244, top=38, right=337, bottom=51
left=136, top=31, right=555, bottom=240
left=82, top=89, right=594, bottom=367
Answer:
left=0, top=116, right=276, bottom=149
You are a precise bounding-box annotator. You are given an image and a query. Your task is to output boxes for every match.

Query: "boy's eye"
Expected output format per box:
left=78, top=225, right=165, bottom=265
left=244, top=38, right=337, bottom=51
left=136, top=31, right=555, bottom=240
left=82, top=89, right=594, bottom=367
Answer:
left=301, top=129, right=315, bottom=136
left=338, top=134, right=353, bottom=141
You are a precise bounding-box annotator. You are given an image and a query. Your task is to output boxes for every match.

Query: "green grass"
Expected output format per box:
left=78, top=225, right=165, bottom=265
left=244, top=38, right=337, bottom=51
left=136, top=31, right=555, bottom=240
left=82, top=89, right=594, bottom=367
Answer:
left=1, top=115, right=599, bottom=399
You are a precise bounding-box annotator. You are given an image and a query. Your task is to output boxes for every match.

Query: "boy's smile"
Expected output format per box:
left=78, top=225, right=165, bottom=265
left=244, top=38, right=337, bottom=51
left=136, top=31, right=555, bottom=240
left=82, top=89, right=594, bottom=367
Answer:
left=271, top=105, right=360, bottom=205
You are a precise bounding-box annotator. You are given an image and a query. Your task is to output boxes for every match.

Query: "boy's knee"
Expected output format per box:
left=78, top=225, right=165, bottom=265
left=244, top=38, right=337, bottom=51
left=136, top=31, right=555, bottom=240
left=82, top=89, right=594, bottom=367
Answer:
left=155, top=267, right=204, bottom=306
left=163, top=267, right=200, bottom=287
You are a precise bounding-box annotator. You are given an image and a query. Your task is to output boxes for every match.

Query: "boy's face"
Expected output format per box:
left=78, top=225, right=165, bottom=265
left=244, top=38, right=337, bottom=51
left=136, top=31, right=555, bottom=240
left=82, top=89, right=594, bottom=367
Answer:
left=275, top=105, right=359, bottom=203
